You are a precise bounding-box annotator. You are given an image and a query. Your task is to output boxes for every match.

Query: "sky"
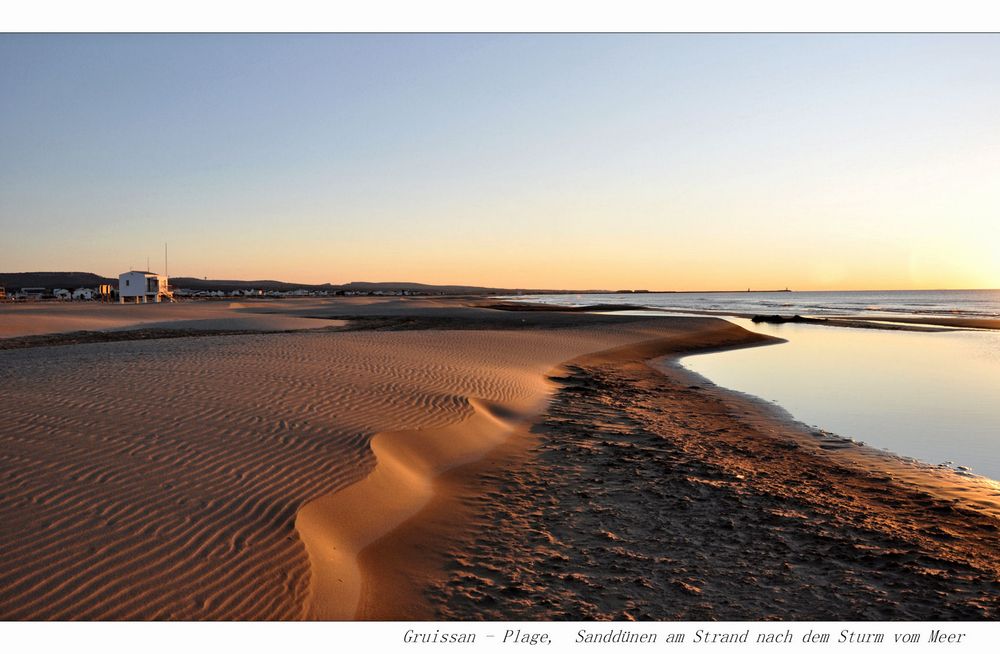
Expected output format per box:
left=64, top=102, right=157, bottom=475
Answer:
left=1, top=34, right=998, bottom=290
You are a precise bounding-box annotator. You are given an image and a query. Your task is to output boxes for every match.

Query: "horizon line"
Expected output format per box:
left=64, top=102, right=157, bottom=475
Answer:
left=0, top=270, right=997, bottom=295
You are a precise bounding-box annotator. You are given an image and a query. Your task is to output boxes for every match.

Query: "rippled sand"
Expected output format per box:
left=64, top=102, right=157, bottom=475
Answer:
left=2, top=298, right=997, bottom=621
left=0, top=298, right=675, bottom=619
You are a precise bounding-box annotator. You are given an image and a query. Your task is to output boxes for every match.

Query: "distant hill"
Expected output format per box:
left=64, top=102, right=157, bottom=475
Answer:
left=0, top=272, right=589, bottom=296
left=341, top=281, right=516, bottom=294
left=166, top=277, right=334, bottom=293
left=0, top=272, right=116, bottom=290
left=166, top=277, right=526, bottom=294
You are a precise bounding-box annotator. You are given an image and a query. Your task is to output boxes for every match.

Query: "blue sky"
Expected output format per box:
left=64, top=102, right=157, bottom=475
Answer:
left=2, top=34, right=998, bottom=288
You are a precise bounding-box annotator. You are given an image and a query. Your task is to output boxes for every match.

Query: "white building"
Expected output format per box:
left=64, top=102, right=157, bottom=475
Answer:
left=118, top=270, right=169, bottom=304
left=53, top=288, right=71, bottom=300
left=72, top=287, right=95, bottom=300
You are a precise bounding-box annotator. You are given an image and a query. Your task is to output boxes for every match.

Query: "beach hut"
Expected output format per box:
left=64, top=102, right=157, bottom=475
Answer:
left=118, top=271, right=169, bottom=304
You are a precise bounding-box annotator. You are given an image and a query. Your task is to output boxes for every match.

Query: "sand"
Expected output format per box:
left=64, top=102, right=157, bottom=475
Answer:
left=1, top=298, right=998, bottom=620
left=415, top=338, right=1000, bottom=620
left=0, top=298, right=679, bottom=619
left=0, top=299, right=342, bottom=338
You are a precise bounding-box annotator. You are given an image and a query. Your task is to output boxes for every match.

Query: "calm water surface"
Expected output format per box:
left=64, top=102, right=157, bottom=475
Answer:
left=682, top=318, right=1000, bottom=482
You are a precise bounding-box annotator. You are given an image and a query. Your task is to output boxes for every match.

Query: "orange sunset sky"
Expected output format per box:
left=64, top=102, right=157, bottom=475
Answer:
left=2, top=34, right=998, bottom=290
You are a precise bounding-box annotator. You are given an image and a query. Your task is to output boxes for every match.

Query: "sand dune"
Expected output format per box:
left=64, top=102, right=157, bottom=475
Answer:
left=297, top=398, right=531, bottom=619
left=0, top=301, right=677, bottom=619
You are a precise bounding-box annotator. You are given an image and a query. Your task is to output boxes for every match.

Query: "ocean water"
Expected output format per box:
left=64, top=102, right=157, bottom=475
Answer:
left=502, top=289, right=1000, bottom=320
left=503, top=291, right=1000, bottom=482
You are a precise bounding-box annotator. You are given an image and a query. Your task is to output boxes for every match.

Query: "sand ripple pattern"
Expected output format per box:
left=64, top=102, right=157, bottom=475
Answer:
left=0, top=325, right=664, bottom=619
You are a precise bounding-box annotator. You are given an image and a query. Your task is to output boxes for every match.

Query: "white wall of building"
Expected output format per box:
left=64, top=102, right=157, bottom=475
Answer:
left=119, top=271, right=166, bottom=303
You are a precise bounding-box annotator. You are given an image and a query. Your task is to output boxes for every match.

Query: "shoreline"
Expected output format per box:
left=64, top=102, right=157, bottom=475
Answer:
left=413, top=332, right=1000, bottom=619
left=484, top=300, right=1000, bottom=332
left=665, top=357, right=1000, bottom=496
left=340, top=317, right=1000, bottom=619
left=1, top=297, right=998, bottom=620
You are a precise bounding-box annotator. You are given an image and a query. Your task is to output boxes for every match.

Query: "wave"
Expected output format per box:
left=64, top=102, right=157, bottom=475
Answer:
left=501, top=291, right=1000, bottom=320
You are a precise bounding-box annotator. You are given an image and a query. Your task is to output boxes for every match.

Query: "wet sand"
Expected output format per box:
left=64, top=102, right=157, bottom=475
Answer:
left=417, top=342, right=1000, bottom=620
left=1, top=298, right=998, bottom=620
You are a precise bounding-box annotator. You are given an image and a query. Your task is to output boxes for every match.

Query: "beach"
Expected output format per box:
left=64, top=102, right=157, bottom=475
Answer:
left=1, top=297, right=998, bottom=620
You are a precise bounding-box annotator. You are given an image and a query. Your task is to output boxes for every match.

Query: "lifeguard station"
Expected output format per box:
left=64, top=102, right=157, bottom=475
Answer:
left=118, top=271, right=171, bottom=303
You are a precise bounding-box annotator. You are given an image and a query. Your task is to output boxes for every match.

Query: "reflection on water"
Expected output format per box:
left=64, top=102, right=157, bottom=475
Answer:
left=682, top=318, right=1000, bottom=482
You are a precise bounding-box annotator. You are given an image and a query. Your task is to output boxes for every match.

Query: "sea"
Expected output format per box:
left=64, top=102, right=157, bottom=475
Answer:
left=501, top=290, right=1000, bottom=482
left=501, top=289, right=1000, bottom=321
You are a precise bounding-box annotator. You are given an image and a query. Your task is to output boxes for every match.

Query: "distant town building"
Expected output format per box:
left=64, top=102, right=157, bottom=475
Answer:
left=118, top=271, right=170, bottom=304
left=20, top=287, right=46, bottom=300
left=53, top=288, right=72, bottom=300
left=72, top=288, right=95, bottom=300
